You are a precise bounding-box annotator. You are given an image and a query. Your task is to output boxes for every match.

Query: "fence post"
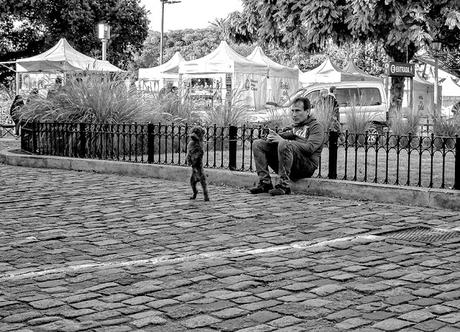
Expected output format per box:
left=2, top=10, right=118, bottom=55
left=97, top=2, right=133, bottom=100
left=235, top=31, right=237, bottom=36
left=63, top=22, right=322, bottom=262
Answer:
left=147, top=123, right=154, bottom=163
left=328, top=131, right=339, bottom=179
left=32, top=121, right=38, bottom=154
left=79, top=123, right=86, bottom=158
left=454, top=135, right=460, bottom=190
left=229, top=125, right=238, bottom=170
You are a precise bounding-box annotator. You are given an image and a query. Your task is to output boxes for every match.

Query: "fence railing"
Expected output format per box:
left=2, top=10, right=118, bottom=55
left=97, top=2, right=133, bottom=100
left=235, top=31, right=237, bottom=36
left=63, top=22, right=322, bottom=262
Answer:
left=20, top=121, right=460, bottom=190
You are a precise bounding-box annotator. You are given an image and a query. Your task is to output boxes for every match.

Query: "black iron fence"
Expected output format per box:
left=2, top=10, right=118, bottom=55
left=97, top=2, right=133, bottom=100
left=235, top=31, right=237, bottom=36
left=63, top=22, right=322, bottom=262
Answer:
left=20, top=121, right=460, bottom=190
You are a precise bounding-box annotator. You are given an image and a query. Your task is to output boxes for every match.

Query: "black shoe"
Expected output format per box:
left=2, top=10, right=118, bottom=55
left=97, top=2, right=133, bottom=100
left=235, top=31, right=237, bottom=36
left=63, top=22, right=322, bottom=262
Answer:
left=269, top=184, right=291, bottom=196
left=249, top=182, right=273, bottom=194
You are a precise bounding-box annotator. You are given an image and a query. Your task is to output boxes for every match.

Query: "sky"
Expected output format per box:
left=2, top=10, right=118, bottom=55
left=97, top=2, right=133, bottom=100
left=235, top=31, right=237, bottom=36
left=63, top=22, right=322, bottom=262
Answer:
left=139, top=0, right=243, bottom=32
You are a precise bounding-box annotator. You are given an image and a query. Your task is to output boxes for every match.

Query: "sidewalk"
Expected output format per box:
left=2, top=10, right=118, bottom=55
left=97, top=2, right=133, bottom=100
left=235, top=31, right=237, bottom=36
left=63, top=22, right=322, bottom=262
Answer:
left=1, top=141, right=459, bottom=331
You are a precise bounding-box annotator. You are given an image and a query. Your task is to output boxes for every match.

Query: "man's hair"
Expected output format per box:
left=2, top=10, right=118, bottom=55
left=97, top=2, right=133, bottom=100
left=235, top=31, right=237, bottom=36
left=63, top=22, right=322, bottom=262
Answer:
left=329, top=86, right=336, bottom=93
left=292, top=97, right=311, bottom=111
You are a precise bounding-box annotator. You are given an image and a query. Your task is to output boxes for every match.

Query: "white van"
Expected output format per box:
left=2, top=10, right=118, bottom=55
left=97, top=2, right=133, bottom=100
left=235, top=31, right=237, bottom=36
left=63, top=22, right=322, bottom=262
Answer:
left=249, top=81, right=389, bottom=131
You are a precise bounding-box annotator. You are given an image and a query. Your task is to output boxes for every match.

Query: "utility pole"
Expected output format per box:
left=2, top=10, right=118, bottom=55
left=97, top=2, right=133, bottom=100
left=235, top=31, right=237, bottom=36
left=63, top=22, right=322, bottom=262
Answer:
left=160, top=0, right=181, bottom=65
left=97, top=22, right=111, bottom=61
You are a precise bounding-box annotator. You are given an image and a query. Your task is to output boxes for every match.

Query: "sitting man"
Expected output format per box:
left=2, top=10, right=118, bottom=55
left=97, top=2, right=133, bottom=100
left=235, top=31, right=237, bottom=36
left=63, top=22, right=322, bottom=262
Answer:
left=250, top=97, right=324, bottom=196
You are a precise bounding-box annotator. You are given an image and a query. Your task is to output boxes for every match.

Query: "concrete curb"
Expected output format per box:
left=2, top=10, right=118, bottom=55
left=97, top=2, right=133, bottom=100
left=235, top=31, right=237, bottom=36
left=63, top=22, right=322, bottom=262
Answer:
left=1, top=149, right=459, bottom=211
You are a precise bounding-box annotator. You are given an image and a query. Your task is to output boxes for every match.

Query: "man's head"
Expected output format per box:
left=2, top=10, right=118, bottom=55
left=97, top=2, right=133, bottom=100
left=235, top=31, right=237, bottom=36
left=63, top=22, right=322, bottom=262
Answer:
left=290, top=97, right=311, bottom=124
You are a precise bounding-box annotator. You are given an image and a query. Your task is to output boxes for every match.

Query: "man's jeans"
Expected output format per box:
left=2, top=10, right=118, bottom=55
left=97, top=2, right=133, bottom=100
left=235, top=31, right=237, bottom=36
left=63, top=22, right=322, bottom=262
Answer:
left=252, top=139, right=317, bottom=187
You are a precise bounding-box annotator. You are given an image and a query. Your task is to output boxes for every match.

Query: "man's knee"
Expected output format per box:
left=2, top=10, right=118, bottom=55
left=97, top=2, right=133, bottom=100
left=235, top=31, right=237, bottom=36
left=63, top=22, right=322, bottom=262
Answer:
left=253, top=139, right=267, bottom=151
left=278, top=140, right=293, bottom=153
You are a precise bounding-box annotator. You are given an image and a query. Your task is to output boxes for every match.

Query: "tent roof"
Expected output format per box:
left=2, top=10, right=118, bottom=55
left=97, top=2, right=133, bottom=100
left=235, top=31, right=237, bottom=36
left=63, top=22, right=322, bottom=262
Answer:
left=16, top=38, right=123, bottom=72
left=442, top=76, right=460, bottom=97
left=300, top=57, right=356, bottom=84
left=413, top=70, right=432, bottom=86
left=308, top=57, right=343, bottom=75
left=246, top=46, right=298, bottom=79
left=179, top=41, right=267, bottom=75
left=138, top=52, right=185, bottom=80
left=414, top=49, right=459, bottom=79
left=300, top=57, right=384, bottom=85
left=341, top=59, right=381, bottom=81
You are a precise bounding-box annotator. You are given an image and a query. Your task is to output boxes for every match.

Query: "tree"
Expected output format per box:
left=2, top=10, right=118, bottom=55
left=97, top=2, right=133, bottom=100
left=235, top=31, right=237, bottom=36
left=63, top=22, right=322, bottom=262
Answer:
left=134, top=27, right=253, bottom=69
left=209, top=18, right=231, bottom=41
left=0, top=0, right=149, bottom=87
left=229, top=0, right=460, bottom=114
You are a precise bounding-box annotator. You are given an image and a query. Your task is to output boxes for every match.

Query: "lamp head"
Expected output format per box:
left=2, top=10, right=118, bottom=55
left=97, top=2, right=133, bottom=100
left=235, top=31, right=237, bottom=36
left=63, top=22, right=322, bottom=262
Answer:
left=97, top=22, right=110, bottom=40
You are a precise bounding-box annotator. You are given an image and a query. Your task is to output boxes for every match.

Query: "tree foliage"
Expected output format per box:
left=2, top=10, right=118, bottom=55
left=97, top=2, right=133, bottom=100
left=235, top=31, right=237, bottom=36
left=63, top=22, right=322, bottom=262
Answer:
left=229, top=0, right=460, bottom=112
left=0, top=0, right=149, bottom=85
left=134, top=27, right=254, bottom=69
left=135, top=19, right=390, bottom=84
left=231, top=0, right=459, bottom=60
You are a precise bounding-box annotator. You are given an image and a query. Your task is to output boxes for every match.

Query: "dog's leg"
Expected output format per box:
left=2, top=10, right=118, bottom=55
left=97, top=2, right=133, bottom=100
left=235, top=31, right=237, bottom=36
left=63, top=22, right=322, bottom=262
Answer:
left=190, top=170, right=198, bottom=200
left=199, top=169, right=209, bottom=201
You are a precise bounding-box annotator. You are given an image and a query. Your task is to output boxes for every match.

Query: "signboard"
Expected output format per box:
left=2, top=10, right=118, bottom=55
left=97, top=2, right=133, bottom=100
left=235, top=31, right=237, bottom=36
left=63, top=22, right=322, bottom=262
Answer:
left=386, top=62, right=415, bottom=77
left=225, top=74, right=232, bottom=90
left=245, top=78, right=258, bottom=91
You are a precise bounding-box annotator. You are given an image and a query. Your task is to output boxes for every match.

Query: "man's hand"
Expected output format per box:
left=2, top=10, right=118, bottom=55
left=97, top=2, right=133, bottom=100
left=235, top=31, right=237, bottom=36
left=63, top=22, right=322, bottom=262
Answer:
left=266, top=129, right=284, bottom=143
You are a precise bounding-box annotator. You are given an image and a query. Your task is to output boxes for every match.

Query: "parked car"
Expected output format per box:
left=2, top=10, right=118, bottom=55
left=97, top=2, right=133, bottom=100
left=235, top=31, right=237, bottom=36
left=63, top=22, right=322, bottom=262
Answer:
left=249, top=81, right=389, bottom=134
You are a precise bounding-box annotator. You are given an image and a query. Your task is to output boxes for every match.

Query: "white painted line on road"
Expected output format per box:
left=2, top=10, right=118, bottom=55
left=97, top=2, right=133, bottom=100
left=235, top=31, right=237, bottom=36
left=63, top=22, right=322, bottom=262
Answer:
left=0, top=234, right=381, bottom=282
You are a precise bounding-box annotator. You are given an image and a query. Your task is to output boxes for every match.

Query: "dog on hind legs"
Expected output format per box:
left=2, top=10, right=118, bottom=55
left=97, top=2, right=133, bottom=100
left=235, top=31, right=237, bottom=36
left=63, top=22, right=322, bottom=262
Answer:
left=186, top=126, right=209, bottom=201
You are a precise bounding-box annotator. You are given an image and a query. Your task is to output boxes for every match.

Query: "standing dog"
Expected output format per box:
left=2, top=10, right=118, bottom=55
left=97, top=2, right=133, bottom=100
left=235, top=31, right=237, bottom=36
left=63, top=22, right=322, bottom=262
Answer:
left=186, top=126, right=209, bottom=201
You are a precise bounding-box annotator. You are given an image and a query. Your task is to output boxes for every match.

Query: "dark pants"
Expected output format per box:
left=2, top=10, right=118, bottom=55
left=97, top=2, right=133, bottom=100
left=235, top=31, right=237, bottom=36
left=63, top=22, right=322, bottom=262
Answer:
left=252, top=139, right=317, bottom=187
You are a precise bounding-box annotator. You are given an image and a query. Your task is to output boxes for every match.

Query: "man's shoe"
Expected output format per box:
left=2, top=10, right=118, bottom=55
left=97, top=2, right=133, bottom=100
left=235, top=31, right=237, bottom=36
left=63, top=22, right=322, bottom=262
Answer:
left=249, top=182, right=273, bottom=194
left=269, top=184, right=291, bottom=196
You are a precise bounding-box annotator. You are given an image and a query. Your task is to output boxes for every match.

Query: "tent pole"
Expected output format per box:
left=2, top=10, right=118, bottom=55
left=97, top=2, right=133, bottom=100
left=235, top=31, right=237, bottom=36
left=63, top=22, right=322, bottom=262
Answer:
left=16, top=72, right=20, bottom=95
left=409, top=77, right=413, bottom=113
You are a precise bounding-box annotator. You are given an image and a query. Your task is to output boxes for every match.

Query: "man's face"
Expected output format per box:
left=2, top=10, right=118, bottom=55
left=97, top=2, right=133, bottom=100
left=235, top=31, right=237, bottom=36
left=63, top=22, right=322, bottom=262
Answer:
left=291, top=101, right=309, bottom=124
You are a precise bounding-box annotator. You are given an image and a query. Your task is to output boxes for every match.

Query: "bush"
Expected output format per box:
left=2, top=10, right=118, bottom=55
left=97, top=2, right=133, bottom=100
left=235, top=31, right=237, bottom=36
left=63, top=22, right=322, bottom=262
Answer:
left=344, top=102, right=375, bottom=135
left=432, top=114, right=460, bottom=137
left=389, top=108, right=421, bottom=137
left=19, top=73, right=156, bottom=123
left=200, top=89, right=250, bottom=126
left=312, top=95, right=339, bottom=134
left=18, top=73, right=206, bottom=126
left=257, top=108, right=292, bottom=129
left=138, top=91, right=201, bottom=125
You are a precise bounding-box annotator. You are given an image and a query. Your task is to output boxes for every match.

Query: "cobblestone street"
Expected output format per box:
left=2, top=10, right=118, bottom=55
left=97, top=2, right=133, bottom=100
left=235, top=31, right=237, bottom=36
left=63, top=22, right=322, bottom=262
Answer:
left=1, top=139, right=460, bottom=331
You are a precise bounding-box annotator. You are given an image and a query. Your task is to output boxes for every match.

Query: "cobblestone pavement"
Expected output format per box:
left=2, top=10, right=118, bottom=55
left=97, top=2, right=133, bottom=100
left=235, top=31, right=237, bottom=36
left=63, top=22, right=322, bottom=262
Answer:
left=1, top=139, right=460, bottom=332
left=0, top=138, right=19, bottom=152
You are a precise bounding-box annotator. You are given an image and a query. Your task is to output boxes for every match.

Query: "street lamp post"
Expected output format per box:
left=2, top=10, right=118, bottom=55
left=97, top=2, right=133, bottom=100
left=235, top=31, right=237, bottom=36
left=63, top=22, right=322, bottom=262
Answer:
left=97, top=22, right=111, bottom=61
left=432, top=41, right=442, bottom=117
left=160, top=0, right=180, bottom=65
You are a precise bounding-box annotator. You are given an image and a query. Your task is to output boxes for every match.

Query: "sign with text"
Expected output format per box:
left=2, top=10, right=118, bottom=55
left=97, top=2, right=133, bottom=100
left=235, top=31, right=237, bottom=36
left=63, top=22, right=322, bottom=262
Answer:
left=387, top=62, right=415, bottom=77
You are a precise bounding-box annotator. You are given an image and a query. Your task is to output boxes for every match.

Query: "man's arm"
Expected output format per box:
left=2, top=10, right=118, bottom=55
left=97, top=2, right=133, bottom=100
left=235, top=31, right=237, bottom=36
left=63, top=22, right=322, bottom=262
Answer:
left=294, top=122, right=325, bottom=153
left=279, top=130, right=296, bottom=140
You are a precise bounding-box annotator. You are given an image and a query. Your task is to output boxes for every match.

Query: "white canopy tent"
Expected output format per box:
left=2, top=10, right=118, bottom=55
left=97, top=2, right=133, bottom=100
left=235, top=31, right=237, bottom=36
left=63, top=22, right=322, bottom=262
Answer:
left=440, top=76, right=460, bottom=116
left=299, top=57, right=382, bottom=86
left=341, top=60, right=382, bottom=81
left=299, top=58, right=356, bottom=86
left=138, top=52, right=185, bottom=92
left=246, top=46, right=298, bottom=104
left=12, top=38, right=123, bottom=94
left=400, top=71, right=435, bottom=117
left=16, top=38, right=123, bottom=73
left=179, top=41, right=268, bottom=109
left=415, top=50, right=459, bottom=84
